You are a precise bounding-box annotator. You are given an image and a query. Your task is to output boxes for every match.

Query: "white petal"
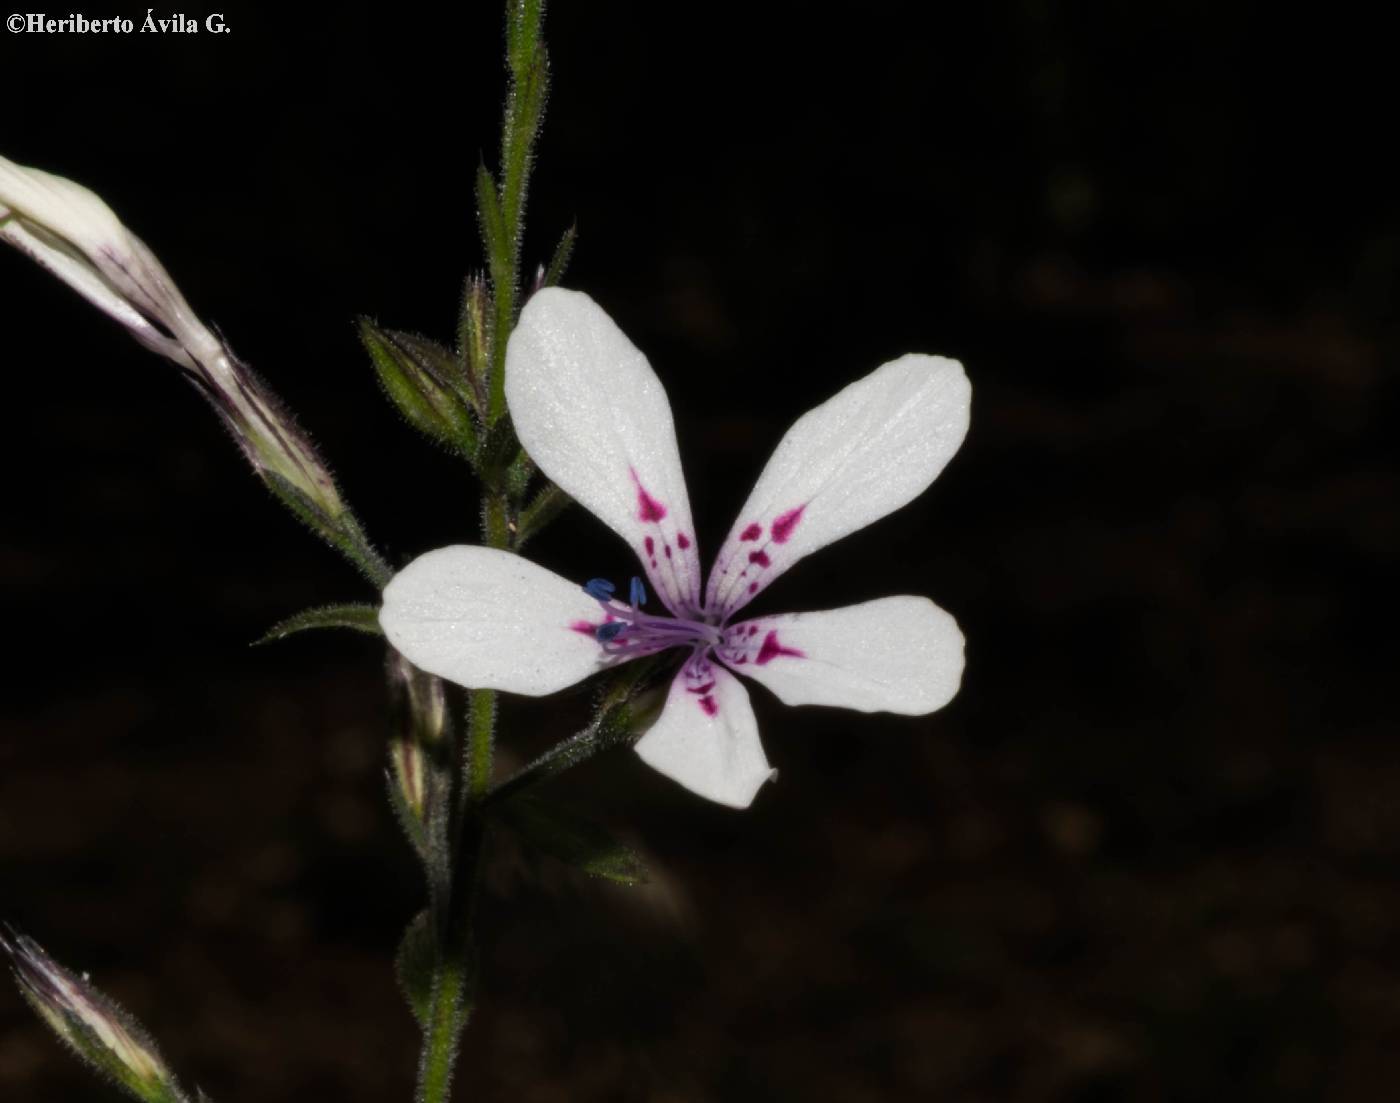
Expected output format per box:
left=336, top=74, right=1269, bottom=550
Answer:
left=379, top=545, right=612, bottom=696
left=0, top=155, right=127, bottom=256
left=718, top=596, right=965, bottom=714
left=505, top=288, right=704, bottom=617
left=0, top=217, right=159, bottom=338
left=633, top=659, right=775, bottom=809
left=705, top=354, right=970, bottom=618
left=0, top=155, right=219, bottom=365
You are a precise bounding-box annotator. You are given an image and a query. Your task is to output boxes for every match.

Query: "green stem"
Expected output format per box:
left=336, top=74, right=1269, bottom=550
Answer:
left=415, top=964, right=466, bottom=1103
left=413, top=501, right=509, bottom=1103
left=413, top=6, right=549, bottom=1097
left=466, top=689, right=497, bottom=801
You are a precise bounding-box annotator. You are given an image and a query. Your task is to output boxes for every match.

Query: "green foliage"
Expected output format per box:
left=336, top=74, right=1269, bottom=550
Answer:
left=541, top=222, right=576, bottom=289
left=256, top=471, right=391, bottom=588
left=359, top=320, right=480, bottom=458
left=513, top=483, right=571, bottom=549
left=396, top=910, right=438, bottom=1029
left=494, top=796, right=647, bottom=885
left=255, top=602, right=383, bottom=644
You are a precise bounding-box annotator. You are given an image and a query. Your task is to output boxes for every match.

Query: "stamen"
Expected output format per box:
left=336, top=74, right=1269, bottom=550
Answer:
left=583, top=572, right=721, bottom=659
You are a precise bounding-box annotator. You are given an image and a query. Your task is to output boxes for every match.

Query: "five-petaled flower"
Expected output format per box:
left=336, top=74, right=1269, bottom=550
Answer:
left=380, top=289, right=971, bottom=808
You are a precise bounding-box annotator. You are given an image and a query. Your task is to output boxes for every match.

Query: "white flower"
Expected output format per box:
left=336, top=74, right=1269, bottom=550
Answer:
left=381, top=289, right=970, bottom=808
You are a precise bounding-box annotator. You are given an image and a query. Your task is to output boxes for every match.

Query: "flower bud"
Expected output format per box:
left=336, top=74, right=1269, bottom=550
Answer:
left=0, top=155, right=353, bottom=549
left=386, top=651, right=450, bottom=853
left=2, top=928, right=187, bottom=1103
left=359, top=320, right=479, bottom=457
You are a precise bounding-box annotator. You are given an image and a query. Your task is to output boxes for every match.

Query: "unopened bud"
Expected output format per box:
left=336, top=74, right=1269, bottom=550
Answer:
left=458, top=273, right=492, bottom=402
left=386, top=651, right=450, bottom=852
left=2, top=928, right=187, bottom=1103
left=359, top=320, right=479, bottom=457
left=0, top=155, right=349, bottom=539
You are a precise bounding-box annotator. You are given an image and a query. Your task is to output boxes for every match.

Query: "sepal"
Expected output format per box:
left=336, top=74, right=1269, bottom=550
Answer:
left=255, top=602, right=383, bottom=644
left=359, top=320, right=480, bottom=457
left=2, top=928, right=190, bottom=1103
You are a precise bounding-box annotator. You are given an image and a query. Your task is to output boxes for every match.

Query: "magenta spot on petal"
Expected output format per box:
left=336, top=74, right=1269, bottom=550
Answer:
left=677, top=533, right=691, bottom=549
left=686, top=681, right=716, bottom=695
left=739, top=523, right=762, bottom=542
left=748, top=581, right=758, bottom=593
left=699, top=696, right=719, bottom=717
left=756, top=630, right=804, bottom=665
left=771, top=506, right=805, bottom=544
left=733, top=655, right=748, bottom=665
left=665, top=544, right=673, bottom=559
left=570, top=620, right=596, bottom=636
left=644, top=536, right=655, bottom=556
left=637, top=487, right=667, bottom=522
left=747, top=625, right=759, bottom=637
left=748, top=549, right=771, bottom=568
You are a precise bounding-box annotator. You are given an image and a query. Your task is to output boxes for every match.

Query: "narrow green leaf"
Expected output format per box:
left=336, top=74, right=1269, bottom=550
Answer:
left=506, top=0, right=544, bottom=76
left=256, top=602, right=383, bottom=644
left=395, top=910, right=437, bottom=1028
left=476, top=163, right=514, bottom=424
left=475, top=164, right=509, bottom=295
left=359, top=320, right=480, bottom=457
left=495, top=797, right=647, bottom=885
left=513, top=482, right=571, bottom=549
left=540, top=222, right=576, bottom=289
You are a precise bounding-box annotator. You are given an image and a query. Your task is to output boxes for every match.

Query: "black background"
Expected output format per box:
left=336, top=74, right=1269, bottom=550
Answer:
left=2, top=3, right=1396, bottom=1100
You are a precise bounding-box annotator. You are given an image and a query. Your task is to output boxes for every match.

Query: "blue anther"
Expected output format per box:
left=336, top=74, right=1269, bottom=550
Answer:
left=629, top=576, right=647, bottom=608
left=583, top=578, right=616, bottom=601
left=596, top=621, right=626, bottom=642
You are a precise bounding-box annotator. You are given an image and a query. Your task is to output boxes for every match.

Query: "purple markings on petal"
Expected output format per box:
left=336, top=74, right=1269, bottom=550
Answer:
left=628, top=466, right=669, bottom=522
left=677, top=533, right=691, bottom=549
left=644, top=536, right=655, bottom=556
left=699, top=696, right=719, bottom=716
left=664, top=544, right=673, bottom=559
left=629, top=467, right=669, bottom=523
left=756, top=630, right=804, bottom=665
left=686, top=680, right=716, bottom=696
left=637, top=487, right=667, bottom=522
left=570, top=620, right=597, bottom=636
left=748, top=549, right=771, bottom=568
left=771, top=506, right=805, bottom=544
left=739, top=523, right=762, bottom=542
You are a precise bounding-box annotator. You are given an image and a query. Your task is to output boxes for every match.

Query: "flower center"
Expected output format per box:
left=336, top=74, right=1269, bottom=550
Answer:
left=583, top=576, right=722, bottom=658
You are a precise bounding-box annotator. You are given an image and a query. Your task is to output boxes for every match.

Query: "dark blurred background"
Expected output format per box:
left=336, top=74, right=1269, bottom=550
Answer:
left=1, top=2, right=1395, bottom=1100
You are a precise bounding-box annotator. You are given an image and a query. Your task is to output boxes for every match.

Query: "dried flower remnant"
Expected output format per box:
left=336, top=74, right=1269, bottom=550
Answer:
left=381, top=289, right=970, bottom=808
left=0, top=155, right=386, bottom=582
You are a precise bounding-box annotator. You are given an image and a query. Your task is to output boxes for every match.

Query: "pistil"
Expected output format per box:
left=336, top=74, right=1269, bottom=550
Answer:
left=582, top=576, right=722, bottom=657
